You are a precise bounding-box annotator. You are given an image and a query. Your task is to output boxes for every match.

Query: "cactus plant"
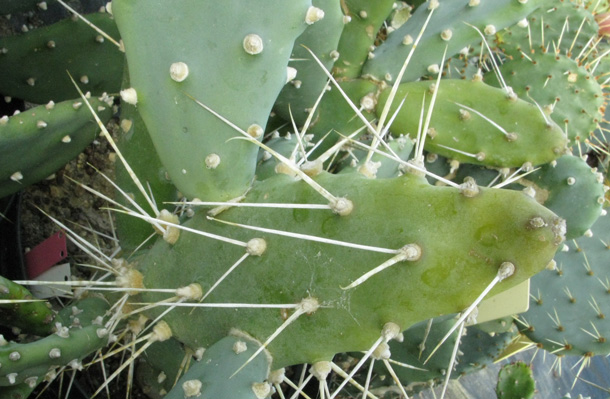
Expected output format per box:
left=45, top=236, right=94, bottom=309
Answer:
left=0, top=95, right=114, bottom=198
left=496, top=362, right=536, bottom=399
left=0, top=0, right=609, bottom=398
left=0, top=10, right=123, bottom=104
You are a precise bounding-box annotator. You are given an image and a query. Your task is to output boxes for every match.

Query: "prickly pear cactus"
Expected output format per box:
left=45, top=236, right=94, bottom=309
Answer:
left=136, top=171, right=562, bottom=368
left=0, top=95, right=114, bottom=198
left=0, top=10, right=123, bottom=103
left=112, top=0, right=311, bottom=201
left=518, top=209, right=610, bottom=357
left=1, top=0, right=610, bottom=398
left=496, top=362, right=535, bottom=399
left=0, top=276, right=54, bottom=336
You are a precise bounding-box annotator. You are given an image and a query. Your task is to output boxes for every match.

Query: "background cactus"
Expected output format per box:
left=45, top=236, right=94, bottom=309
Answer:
left=496, top=362, right=535, bottom=399
left=0, top=95, right=114, bottom=198
left=0, top=0, right=609, bottom=398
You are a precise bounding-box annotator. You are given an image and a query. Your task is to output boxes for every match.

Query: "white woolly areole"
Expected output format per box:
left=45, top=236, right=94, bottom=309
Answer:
left=373, top=342, right=391, bottom=360
left=305, top=6, right=325, bottom=24
left=459, top=177, right=479, bottom=198
left=120, top=118, right=133, bottom=133
left=382, top=322, right=401, bottom=342
left=55, top=323, right=69, bottom=338
left=300, top=159, right=323, bottom=177
left=330, top=197, right=353, bottom=216
left=246, top=238, right=267, bottom=256
left=233, top=340, right=248, bottom=354
left=157, top=209, right=180, bottom=244
left=252, top=382, right=272, bottom=399
left=497, top=262, right=515, bottom=281
left=182, top=379, right=202, bottom=397
left=400, top=243, right=422, bottom=261
left=205, top=153, right=221, bottom=169
left=360, top=92, right=376, bottom=111
left=10, top=171, right=23, bottom=182
left=299, top=297, right=319, bottom=314
left=484, top=24, right=497, bottom=35
left=176, top=283, right=203, bottom=300
left=120, top=88, right=138, bottom=105
left=357, top=161, right=381, bottom=179
left=247, top=124, right=264, bottom=139
left=69, top=359, right=83, bottom=370
left=427, top=64, right=440, bottom=74
left=25, top=376, right=38, bottom=388
left=528, top=216, right=546, bottom=229
left=440, top=29, right=453, bottom=41
left=286, top=66, right=298, bottom=83
left=152, top=321, right=172, bottom=342
left=194, top=347, right=205, bottom=361
left=268, top=368, right=285, bottom=384
left=49, top=348, right=61, bottom=359
left=310, top=361, right=332, bottom=380
left=243, top=34, right=264, bottom=55
left=169, top=62, right=189, bottom=82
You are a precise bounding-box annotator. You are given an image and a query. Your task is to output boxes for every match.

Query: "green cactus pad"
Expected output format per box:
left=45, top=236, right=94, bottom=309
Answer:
left=485, top=51, right=604, bottom=145
left=457, top=320, right=518, bottom=377
left=165, top=334, right=270, bottom=399
left=306, top=79, right=377, bottom=157
left=135, top=172, right=563, bottom=369
left=273, top=0, right=345, bottom=127
left=521, top=155, right=605, bottom=239
left=362, top=0, right=542, bottom=84
left=378, top=79, right=568, bottom=168
left=0, top=383, right=35, bottom=399
left=519, top=208, right=610, bottom=357
left=361, top=314, right=517, bottom=391
left=255, top=132, right=312, bottom=181
left=423, top=152, right=453, bottom=185
left=112, top=0, right=312, bottom=201
left=453, top=163, right=506, bottom=188
left=0, top=95, right=114, bottom=198
left=332, top=0, right=396, bottom=79
left=136, top=338, right=187, bottom=398
left=0, top=11, right=123, bottom=104
left=0, top=276, right=54, bottom=336
left=0, top=0, right=56, bottom=15
left=0, top=297, right=110, bottom=387
left=336, top=135, right=414, bottom=178
left=498, top=0, right=600, bottom=61
left=496, top=362, right=535, bottom=399
left=115, top=69, right=178, bottom=253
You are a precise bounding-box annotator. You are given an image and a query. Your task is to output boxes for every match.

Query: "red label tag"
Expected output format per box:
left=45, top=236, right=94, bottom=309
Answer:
left=25, top=231, right=68, bottom=279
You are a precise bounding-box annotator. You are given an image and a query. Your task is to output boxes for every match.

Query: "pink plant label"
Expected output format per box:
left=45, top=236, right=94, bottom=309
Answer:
left=25, top=231, right=68, bottom=279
